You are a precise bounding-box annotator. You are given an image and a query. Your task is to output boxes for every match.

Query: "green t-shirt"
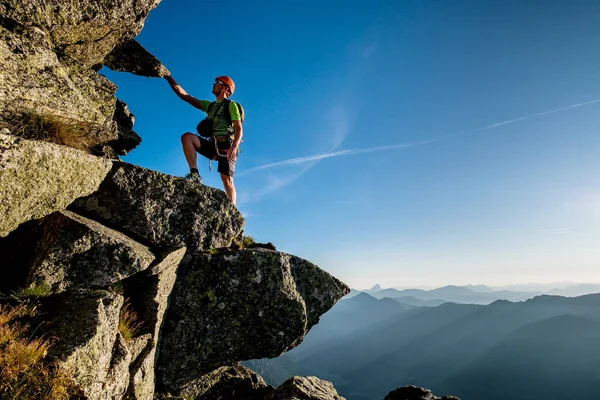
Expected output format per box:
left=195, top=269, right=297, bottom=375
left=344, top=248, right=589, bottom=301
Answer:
left=198, top=100, right=241, bottom=137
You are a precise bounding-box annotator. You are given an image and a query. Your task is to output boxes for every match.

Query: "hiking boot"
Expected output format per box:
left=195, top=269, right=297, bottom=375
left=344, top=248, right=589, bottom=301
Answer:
left=184, top=171, right=203, bottom=184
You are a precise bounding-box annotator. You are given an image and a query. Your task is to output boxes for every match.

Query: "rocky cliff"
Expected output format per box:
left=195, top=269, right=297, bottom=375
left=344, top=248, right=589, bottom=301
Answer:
left=0, top=1, right=459, bottom=399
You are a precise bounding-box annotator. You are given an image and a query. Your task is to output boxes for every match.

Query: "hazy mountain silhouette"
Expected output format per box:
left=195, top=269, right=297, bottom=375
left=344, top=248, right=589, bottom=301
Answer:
left=247, top=293, right=600, bottom=400
left=368, top=285, right=540, bottom=304
left=367, top=284, right=382, bottom=292
left=463, top=284, right=494, bottom=292
left=391, top=296, right=447, bottom=307
left=436, top=314, right=600, bottom=400
left=548, top=283, right=600, bottom=297
left=342, top=294, right=600, bottom=398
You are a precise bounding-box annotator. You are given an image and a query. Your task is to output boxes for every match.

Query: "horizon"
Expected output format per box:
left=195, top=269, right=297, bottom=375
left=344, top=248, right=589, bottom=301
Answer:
left=354, top=280, right=600, bottom=292
left=104, top=0, right=600, bottom=289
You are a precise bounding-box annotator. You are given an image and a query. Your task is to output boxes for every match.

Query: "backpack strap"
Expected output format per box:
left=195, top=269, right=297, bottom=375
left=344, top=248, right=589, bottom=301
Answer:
left=222, top=99, right=232, bottom=124
left=222, top=99, right=245, bottom=124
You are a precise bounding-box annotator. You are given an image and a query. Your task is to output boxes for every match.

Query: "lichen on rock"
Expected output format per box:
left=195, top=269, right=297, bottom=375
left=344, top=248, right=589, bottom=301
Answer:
left=0, top=133, right=112, bottom=237
left=71, top=161, right=245, bottom=252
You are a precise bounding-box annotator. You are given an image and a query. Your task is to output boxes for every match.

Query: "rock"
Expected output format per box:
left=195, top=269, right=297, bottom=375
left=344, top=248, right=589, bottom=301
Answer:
left=71, top=162, right=245, bottom=252
left=0, top=0, right=162, bottom=67
left=0, top=24, right=122, bottom=151
left=104, top=39, right=170, bottom=78
left=104, top=334, right=133, bottom=399
left=26, top=210, right=155, bottom=294
left=0, top=133, right=112, bottom=237
left=383, top=386, right=460, bottom=400
left=0, top=1, right=167, bottom=157
left=125, top=247, right=185, bottom=400
left=156, top=248, right=349, bottom=393
left=110, top=99, right=142, bottom=156
left=265, top=376, right=345, bottom=400
left=179, top=364, right=274, bottom=400
left=42, top=290, right=124, bottom=400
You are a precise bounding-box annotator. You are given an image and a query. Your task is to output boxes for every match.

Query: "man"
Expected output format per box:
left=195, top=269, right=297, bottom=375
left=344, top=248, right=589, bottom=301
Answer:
left=165, top=74, right=243, bottom=205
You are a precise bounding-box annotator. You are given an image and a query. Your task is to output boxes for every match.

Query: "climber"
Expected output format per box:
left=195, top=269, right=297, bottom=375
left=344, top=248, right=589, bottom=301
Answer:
left=164, top=74, right=243, bottom=205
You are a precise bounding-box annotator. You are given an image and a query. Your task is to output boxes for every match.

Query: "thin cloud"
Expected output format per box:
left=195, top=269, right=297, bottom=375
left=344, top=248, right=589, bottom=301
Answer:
left=535, top=228, right=572, bottom=234
left=239, top=97, right=600, bottom=176
left=471, top=98, right=600, bottom=131
left=238, top=137, right=443, bottom=176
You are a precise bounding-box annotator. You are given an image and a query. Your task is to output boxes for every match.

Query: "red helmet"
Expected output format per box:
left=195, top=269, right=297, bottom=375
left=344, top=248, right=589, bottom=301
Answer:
left=215, top=76, right=235, bottom=95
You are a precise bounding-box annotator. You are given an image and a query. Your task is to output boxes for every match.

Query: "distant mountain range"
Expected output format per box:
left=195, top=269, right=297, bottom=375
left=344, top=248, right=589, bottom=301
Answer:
left=345, top=283, right=600, bottom=305
left=245, top=292, right=600, bottom=400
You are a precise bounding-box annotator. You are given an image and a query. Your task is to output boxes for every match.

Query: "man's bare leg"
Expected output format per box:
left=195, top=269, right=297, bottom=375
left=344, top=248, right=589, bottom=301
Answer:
left=220, top=173, right=236, bottom=205
left=181, top=132, right=200, bottom=169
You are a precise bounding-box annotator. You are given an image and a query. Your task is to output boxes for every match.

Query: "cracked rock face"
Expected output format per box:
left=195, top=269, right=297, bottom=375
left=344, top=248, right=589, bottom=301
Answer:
left=0, top=134, right=112, bottom=237
left=42, top=290, right=125, bottom=400
left=27, top=210, right=156, bottom=294
left=0, top=0, right=165, bottom=156
left=0, top=0, right=161, bottom=67
left=156, top=249, right=349, bottom=393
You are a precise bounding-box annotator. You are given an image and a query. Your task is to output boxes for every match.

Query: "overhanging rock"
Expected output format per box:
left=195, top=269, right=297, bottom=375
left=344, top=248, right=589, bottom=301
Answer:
left=0, top=0, right=162, bottom=67
left=156, top=248, right=349, bottom=393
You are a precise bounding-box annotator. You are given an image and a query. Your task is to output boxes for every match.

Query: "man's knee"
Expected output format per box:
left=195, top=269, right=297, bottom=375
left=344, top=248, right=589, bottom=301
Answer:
left=181, top=132, right=198, bottom=145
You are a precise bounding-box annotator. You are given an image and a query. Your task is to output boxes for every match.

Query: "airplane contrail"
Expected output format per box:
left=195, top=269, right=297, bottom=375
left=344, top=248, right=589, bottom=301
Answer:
left=239, top=97, right=600, bottom=176
left=238, top=138, right=443, bottom=176
left=470, top=97, right=600, bottom=132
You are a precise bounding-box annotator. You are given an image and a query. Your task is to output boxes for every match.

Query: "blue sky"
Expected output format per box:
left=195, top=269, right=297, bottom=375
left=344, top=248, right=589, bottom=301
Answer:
left=103, top=0, right=600, bottom=289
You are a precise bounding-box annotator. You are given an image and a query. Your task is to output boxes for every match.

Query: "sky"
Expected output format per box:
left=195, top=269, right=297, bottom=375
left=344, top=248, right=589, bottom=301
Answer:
left=102, top=0, right=600, bottom=289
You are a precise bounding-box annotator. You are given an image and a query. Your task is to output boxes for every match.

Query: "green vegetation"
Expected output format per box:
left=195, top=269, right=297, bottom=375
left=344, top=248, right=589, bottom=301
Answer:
left=0, top=109, right=102, bottom=153
left=108, top=280, right=124, bottom=295
left=242, top=235, right=256, bottom=247
left=0, top=304, right=79, bottom=399
left=11, top=283, right=51, bottom=301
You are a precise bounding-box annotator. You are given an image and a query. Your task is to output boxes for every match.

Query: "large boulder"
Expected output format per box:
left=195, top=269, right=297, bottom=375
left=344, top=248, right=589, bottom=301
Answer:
left=0, top=0, right=161, bottom=67
left=180, top=365, right=274, bottom=400
left=156, top=248, right=349, bottom=393
left=27, top=210, right=155, bottom=294
left=0, top=133, right=112, bottom=237
left=265, top=376, right=345, bottom=400
left=384, top=386, right=460, bottom=400
left=72, top=162, right=245, bottom=252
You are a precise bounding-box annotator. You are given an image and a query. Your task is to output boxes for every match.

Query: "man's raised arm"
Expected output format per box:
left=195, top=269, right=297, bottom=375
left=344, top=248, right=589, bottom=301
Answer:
left=165, top=75, right=204, bottom=111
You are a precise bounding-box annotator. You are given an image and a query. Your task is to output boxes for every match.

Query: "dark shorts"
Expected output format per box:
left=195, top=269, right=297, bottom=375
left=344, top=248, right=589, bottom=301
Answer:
left=197, top=136, right=236, bottom=177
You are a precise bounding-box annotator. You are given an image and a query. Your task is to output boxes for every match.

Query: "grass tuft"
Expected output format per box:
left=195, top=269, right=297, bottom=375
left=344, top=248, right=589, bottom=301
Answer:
left=242, top=235, right=256, bottom=247
left=0, top=109, right=105, bottom=153
left=11, top=283, right=51, bottom=301
left=0, top=304, right=79, bottom=399
left=118, top=299, right=141, bottom=341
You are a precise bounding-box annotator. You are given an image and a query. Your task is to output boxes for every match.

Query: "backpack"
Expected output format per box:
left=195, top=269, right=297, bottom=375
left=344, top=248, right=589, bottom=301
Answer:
left=196, top=100, right=244, bottom=137
left=222, top=99, right=245, bottom=124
